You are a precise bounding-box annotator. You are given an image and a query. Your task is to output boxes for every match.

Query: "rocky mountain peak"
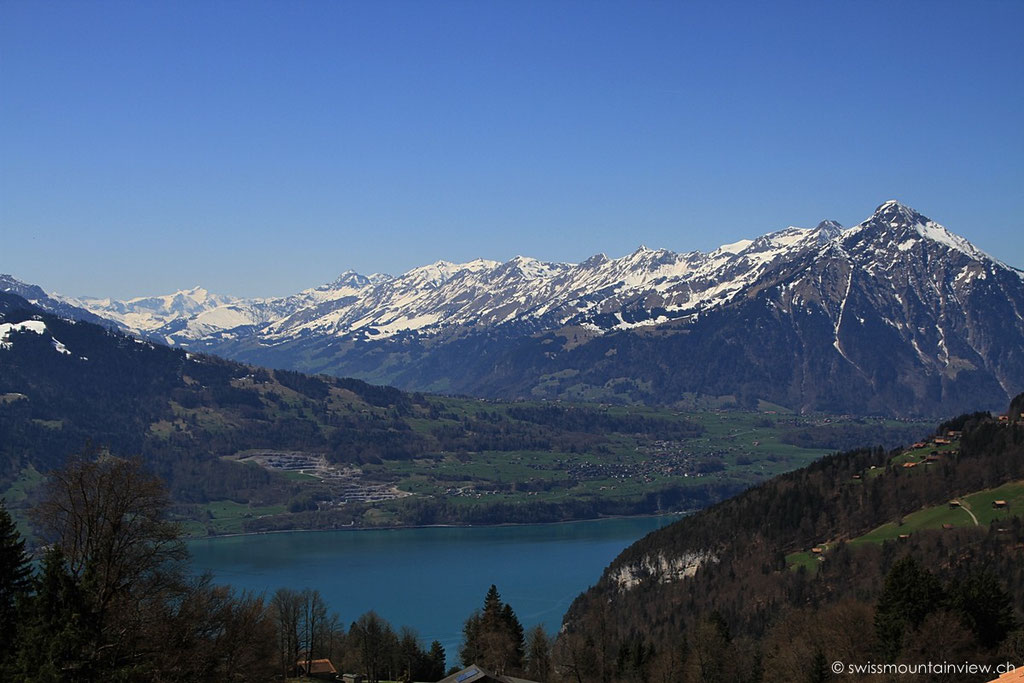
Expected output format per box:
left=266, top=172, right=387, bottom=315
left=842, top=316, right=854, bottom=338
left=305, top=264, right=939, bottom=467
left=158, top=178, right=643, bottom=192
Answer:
left=326, top=270, right=375, bottom=290
left=871, top=199, right=928, bottom=227
left=814, top=220, right=844, bottom=239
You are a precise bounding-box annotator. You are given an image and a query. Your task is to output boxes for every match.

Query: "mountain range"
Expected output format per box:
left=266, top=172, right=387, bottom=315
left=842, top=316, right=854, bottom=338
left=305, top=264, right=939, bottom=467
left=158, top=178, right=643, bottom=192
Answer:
left=7, top=200, right=1024, bottom=416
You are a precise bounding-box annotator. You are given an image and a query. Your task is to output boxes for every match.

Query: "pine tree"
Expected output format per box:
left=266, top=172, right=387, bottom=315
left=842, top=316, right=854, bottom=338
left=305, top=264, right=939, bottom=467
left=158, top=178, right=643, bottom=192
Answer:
left=874, top=556, right=945, bottom=662
left=13, top=547, right=92, bottom=682
left=459, top=585, right=525, bottom=674
left=0, top=501, right=32, bottom=674
left=427, top=640, right=446, bottom=681
left=951, top=569, right=1016, bottom=649
left=525, top=625, right=552, bottom=682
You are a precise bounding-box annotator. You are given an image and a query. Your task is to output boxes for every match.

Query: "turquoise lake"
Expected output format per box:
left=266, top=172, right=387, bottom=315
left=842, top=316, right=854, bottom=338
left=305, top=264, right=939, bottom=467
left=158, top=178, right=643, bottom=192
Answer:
left=188, top=515, right=676, bottom=661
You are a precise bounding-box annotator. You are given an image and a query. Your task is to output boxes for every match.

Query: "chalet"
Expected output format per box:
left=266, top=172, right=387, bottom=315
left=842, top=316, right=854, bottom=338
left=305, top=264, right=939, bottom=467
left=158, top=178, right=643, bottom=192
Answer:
left=912, top=441, right=928, bottom=449
left=933, top=437, right=951, bottom=445
left=946, top=430, right=962, bottom=438
left=948, top=501, right=961, bottom=509
left=924, top=454, right=940, bottom=463
left=898, top=534, right=910, bottom=540
left=902, top=462, right=917, bottom=468
left=993, top=500, right=1008, bottom=509
left=811, top=546, right=824, bottom=554
left=439, top=664, right=540, bottom=683
left=296, top=658, right=337, bottom=680
left=942, top=524, right=954, bottom=530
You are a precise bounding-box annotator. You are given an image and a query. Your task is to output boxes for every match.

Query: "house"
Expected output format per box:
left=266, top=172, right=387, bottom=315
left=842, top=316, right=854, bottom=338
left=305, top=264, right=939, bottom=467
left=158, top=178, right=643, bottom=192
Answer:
left=942, top=524, right=954, bottom=530
left=898, top=534, right=910, bottom=540
left=296, top=658, right=338, bottom=680
left=948, top=501, right=961, bottom=509
left=933, top=437, right=951, bottom=445
left=946, top=430, right=962, bottom=438
left=902, top=462, right=917, bottom=468
left=438, top=664, right=541, bottom=683
left=811, top=547, right=824, bottom=554
left=912, top=441, right=928, bottom=449
left=993, top=500, right=1008, bottom=509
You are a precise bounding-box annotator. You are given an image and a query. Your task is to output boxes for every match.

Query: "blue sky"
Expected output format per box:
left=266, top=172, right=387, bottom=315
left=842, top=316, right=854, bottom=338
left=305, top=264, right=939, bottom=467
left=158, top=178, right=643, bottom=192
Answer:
left=2, top=0, right=1022, bottom=298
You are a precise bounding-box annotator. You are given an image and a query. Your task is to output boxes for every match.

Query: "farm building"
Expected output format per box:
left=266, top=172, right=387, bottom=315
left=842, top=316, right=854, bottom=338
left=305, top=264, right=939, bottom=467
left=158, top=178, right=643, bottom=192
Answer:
left=439, top=664, right=540, bottom=683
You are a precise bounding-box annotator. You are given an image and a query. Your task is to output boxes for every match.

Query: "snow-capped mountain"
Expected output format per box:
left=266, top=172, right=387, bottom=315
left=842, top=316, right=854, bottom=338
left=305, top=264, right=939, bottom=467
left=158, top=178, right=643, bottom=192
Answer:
left=1, top=274, right=117, bottom=329
left=25, top=200, right=1024, bottom=415
left=56, top=216, right=848, bottom=346
left=62, top=286, right=243, bottom=342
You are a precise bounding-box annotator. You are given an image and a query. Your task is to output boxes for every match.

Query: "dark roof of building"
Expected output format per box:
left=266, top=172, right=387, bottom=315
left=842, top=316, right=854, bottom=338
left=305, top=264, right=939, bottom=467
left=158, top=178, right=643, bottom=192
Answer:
left=438, top=664, right=540, bottom=683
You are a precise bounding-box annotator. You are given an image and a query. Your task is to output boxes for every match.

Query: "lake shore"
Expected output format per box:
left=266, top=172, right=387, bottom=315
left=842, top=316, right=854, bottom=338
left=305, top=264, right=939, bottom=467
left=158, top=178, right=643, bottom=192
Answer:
left=185, top=509, right=691, bottom=542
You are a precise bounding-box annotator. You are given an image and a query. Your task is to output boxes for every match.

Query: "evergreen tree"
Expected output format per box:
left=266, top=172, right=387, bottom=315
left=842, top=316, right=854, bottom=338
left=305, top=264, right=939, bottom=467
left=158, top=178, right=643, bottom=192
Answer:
left=426, top=640, right=446, bottom=681
left=13, top=547, right=92, bottom=682
left=874, top=556, right=945, bottom=662
left=951, top=568, right=1016, bottom=650
left=501, top=602, right=525, bottom=667
left=0, top=501, right=32, bottom=674
left=459, top=585, right=525, bottom=674
left=807, top=648, right=828, bottom=683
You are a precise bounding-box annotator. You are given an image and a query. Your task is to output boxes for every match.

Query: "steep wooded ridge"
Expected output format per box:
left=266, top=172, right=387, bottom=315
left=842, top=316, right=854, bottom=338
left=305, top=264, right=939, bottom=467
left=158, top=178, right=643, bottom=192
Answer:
left=15, top=201, right=1024, bottom=417
left=556, top=396, right=1024, bottom=682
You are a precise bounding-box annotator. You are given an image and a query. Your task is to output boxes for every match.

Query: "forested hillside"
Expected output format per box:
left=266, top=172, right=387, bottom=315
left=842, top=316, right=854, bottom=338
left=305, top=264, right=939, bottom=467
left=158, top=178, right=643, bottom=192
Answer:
left=2, top=292, right=921, bottom=536
left=557, top=395, right=1024, bottom=682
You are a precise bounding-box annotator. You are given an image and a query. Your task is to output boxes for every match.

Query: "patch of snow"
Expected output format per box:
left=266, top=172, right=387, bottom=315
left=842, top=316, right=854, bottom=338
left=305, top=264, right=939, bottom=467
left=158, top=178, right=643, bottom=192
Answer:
left=715, top=239, right=754, bottom=255
left=915, top=221, right=988, bottom=260
left=0, top=320, right=48, bottom=349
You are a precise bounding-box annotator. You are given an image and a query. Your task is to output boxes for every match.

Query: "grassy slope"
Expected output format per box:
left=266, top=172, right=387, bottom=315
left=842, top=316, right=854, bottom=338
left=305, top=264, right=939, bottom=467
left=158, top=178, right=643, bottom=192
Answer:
left=787, top=431, right=1024, bottom=568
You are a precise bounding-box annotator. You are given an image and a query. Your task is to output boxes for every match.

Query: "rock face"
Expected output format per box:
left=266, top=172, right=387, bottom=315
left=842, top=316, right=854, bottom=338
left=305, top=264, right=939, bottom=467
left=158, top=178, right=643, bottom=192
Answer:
left=33, top=201, right=1024, bottom=415
left=610, top=550, right=717, bottom=591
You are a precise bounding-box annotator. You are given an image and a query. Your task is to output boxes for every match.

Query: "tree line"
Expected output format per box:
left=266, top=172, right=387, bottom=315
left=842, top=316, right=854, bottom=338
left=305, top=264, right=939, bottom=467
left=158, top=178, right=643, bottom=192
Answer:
left=0, top=454, right=558, bottom=682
